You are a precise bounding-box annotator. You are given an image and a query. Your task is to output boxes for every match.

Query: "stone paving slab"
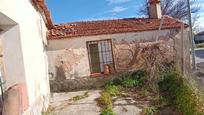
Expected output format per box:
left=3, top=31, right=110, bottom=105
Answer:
left=113, top=97, right=143, bottom=115
left=49, top=90, right=146, bottom=115
left=49, top=90, right=101, bottom=115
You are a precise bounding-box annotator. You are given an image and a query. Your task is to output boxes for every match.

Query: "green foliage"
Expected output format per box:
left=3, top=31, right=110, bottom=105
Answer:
left=113, top=70, right=147, bottom=88
left=138, top=88, right=149, bottom=97
left=42, top=106, right=55, bottom=115
left=100, top=107, right=115, bottom=115
left=71, top=91, right=89, bottom=101
left=105, top=82, right=120, bottom=96
left=196, top=43, right=204, bottom=48
left=131, top=70, right=147, bottom=85
left=98, top=91, right=112, bottom=108
left=152, top=95, right=167, bottom=108
left=158, top=68, right=204, bottom=115
left=120, top=74, right=137, bottom=87
left=97, top=90, right=114, bottom=115
left=143, top=106, right=158, bottom=115
left=98, top=70, right=147, bottom=115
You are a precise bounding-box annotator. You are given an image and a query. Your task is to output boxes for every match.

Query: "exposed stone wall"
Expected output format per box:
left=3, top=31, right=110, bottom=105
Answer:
left=50, top=74, right=121, bottom=92
left=47, top=30, right=172, bottom=81
left=47, top=30, right=181, bottom=92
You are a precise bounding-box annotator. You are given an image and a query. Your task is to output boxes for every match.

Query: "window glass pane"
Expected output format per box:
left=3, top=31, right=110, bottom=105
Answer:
left=87, top=39, right=114, bottom=73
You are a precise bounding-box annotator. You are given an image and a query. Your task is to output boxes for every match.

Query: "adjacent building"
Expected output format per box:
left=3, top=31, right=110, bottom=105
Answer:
left=195, top=31, right=204, bottom=43
left=0, top=0, right=52, bottom=114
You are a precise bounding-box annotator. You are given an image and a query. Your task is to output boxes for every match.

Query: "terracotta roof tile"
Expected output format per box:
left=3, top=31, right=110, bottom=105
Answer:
left=32, top=0, right=53, bottom=29
left=48, top=16, right=187, bottom=40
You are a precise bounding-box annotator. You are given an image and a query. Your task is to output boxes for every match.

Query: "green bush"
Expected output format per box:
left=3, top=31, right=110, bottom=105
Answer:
left=131, top=70, right=147, bottom=84
left=97, top=91, right=112, bottom=108
left=105, top=82, right=119, bottom=96
left=100, top=107, right=115, bottom=115
left=158, top=68, right=204, bottom=115
left=97, top=90, right=114, bottom=115
left=113, top=70, right=147, bottom=88
left=143, top=106, right=158, bottom=115
left=120, top=74, right=137, bottom=88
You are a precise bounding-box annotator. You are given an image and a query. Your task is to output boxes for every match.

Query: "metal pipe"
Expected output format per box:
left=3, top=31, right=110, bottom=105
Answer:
left=187, top=0, right=196, bottom=71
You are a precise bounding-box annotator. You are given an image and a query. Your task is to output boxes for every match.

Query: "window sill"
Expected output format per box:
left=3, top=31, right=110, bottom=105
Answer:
left=90, top=72, right=112, bottom=78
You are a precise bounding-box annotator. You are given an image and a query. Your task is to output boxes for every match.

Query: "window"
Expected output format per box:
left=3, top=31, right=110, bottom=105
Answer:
left=87, top=39, right=115, bottom=74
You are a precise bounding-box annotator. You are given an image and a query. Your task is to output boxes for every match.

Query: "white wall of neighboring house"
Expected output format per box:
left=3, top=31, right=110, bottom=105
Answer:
left=47, top=29, right=172, bottom=80
left=0, top=0, right=50, bottom=114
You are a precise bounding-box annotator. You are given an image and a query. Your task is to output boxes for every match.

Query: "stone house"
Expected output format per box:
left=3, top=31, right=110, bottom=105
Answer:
left=0, top=0, right=188, bottom=114
left=47, top=0, right=187, bottom=90
left=195, top=31, right=204, bottom=43
left=0, top=0, right=52, bottom=114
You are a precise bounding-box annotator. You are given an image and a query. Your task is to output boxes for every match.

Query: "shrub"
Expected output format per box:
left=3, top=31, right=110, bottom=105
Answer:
left=113, top=70, right=147, bottom=88
left=97, top=90, right=114, bottom=115
left=131, top=70, right=147, bottom=85
left=97, top=91, right=112, bottom=108
left=138, top=88, right=149, bottom=97
left=158, top=68, right=204, bottom=115
left=143, top=106, right=158, bottom=115
left=100, top=107, right=115, bottom=115
left=120, top=75, right=137, bottom=88
left=105, top=82, right=119, bottom=96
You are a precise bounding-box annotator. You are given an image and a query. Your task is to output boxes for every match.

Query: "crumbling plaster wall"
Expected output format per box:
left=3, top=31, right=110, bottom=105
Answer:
left=0, top=0, right=50, bottom=114
left=47, top=29, right=172, bottom=80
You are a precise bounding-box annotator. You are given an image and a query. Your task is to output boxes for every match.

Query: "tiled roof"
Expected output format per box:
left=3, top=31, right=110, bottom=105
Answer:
left=32, top=0, right=53, bottom=29
left=48, top=16, right=187, bottom=40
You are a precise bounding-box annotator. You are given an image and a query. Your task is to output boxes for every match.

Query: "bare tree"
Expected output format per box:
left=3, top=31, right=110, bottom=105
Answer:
left=139, top=0, right=200, bottom=19
left=139, top=0, right=200, bottom=30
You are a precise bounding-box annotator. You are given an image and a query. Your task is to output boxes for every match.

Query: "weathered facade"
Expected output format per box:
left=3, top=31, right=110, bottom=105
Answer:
left=47, top=30, right=173, bottom=80
left=47, top=16, right=187, bottom=92
left=47, top=0, right=187, bottom=92
left=0, top=0, right=52, bottom=114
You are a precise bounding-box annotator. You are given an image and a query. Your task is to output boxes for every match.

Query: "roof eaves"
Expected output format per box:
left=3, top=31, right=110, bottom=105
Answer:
left=48, top=26, right=182, bottom=40
left=31, top=0, right=53, bottom=29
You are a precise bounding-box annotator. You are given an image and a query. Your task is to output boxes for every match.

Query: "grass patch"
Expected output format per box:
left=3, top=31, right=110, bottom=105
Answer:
left=143, top=106, right=158, bottom=115
left=158, top=67, right=204, bottom=115
left=196, top=43, right=204, bottom=48
left=97, top=70, right=148, bottom=115
left=113, top=70, right=147, bottom=88
left=104, top=82, right=120, bottom=96
left=71, top=91, right=89, bottom=101
left=42, top=106, right=55, bottom=115
left=43, top=91, right=89, bottom=114
left=138, top=88, right=149, bottom=97
left=100, top=107, right=115, bottom=115
left=97, top=90, right=114, bottom=115
left=97, top=91, right=112, bottom=108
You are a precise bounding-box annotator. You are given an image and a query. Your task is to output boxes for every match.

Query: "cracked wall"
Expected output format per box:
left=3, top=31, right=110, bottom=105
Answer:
left=47, top=29, right=173, bottom=81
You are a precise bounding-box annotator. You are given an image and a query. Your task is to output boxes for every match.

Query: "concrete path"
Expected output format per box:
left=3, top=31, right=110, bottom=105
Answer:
left=113, top=96, right=144, bottom=115
left=48, top=90, right=144, bottom=115
left=49, top=90, right=101, bottom=115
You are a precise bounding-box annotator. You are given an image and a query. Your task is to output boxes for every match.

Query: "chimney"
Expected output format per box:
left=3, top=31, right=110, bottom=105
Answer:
left=148, top=0, right=162, bottom=19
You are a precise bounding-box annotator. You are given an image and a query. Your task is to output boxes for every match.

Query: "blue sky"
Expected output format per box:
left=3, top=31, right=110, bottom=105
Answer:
left=197, top=0, right=204, bottom=30
left=46, top=0, right=204, bottom=30
left=45, top=0, right=143, bottom=23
